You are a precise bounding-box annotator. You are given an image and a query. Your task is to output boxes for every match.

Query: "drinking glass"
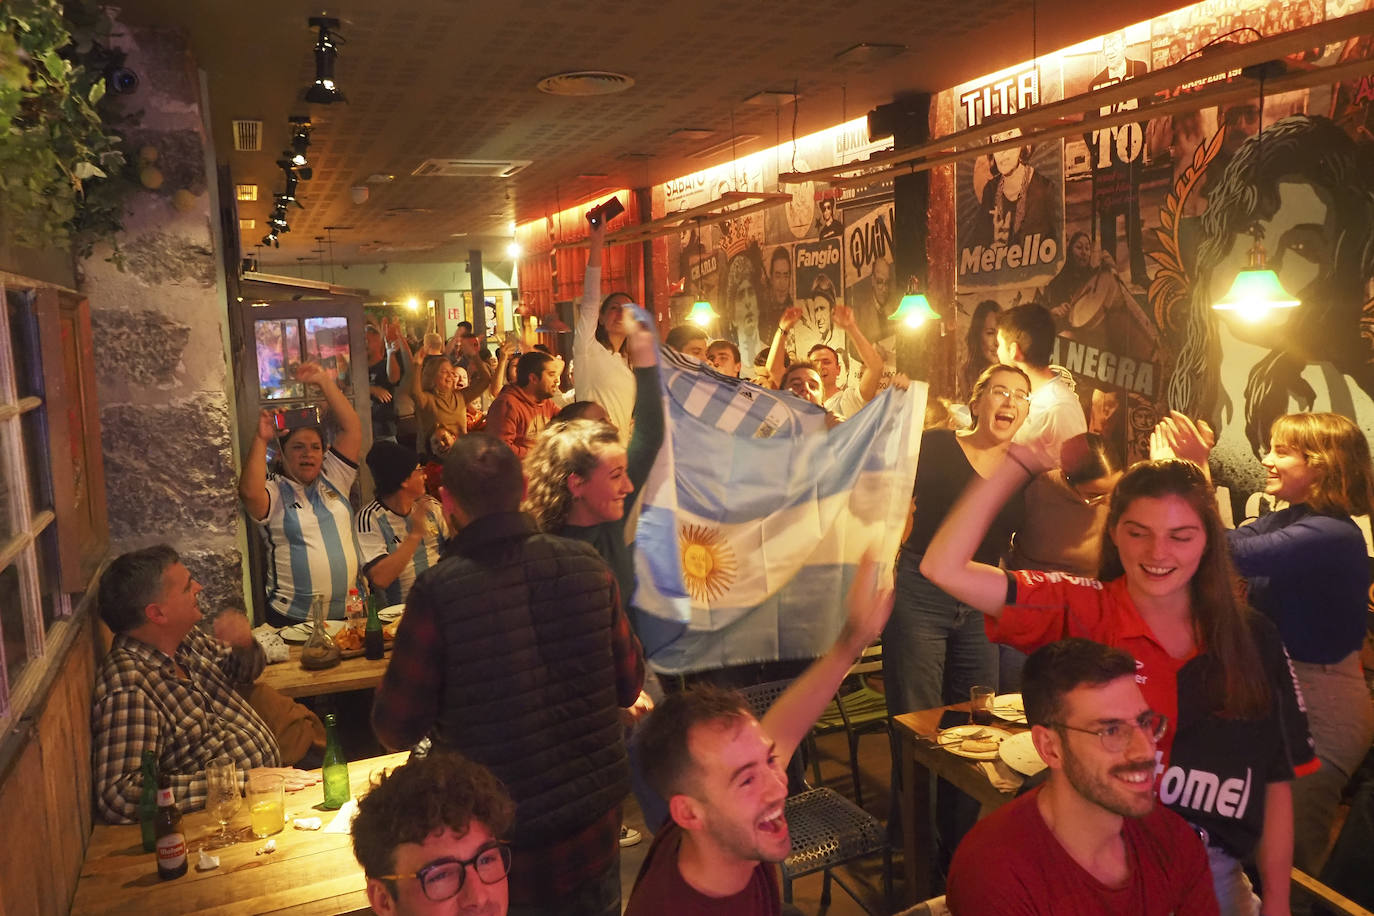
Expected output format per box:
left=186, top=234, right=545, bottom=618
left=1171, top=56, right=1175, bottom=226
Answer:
left=970, top=685, right=996, bottom=725
left=204, top=756, right=242, bottom=849
left=249, top=772, right=286, bottom=837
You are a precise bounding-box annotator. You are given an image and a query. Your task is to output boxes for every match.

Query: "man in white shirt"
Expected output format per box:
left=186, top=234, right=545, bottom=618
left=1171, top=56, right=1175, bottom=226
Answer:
left=997, top=303, right=1086, bottom=468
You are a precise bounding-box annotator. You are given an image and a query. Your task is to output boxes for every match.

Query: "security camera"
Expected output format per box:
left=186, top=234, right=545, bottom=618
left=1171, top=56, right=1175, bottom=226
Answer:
left=106, top=67, right=139, bottom=94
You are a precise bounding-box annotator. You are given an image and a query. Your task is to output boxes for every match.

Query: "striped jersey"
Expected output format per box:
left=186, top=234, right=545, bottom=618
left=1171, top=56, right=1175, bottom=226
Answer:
left=255, top=448, right=360, bottom=621
left=355, top=497, right=447, bottom=605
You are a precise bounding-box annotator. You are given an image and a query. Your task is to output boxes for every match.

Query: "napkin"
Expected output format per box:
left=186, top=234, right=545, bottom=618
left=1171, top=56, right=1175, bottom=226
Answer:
left=324, top=799, right=360, bottom=834
left=978, top=757, right=1024, bottom=792
left=253, top=624, right=290, bottom=664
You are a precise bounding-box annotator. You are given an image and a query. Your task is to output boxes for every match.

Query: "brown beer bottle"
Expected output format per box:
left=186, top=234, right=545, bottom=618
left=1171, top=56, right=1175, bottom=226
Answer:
left=154, top=779, right=188, bottom=880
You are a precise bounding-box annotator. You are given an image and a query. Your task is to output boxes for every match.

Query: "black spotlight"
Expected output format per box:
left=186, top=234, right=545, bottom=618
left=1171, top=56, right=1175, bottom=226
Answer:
left=262, top=230, right=280, bottom=248
left=304, top=16, right=346, bottom=104
left=287, top=116, right=312, bottom=167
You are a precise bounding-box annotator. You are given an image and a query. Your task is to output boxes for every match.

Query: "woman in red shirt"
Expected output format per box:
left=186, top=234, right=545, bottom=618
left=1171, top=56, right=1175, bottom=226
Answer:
left=921, top=452, right=1315, bottom=916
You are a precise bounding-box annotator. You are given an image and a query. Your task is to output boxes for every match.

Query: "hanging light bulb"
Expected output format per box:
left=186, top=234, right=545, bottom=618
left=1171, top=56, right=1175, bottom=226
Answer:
left=889, top=277, right=941, bottom=329
left=1212, top=62, right=1300, bottom=321
left=1212, top=225, right=1299, bottom=319
left=687, top=299, right=717, bottom=326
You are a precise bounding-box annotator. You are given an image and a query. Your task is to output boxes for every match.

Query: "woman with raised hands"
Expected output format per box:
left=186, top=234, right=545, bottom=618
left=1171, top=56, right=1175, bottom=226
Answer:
left=1154, top=409, right=1374, bottom=878
left=920, top=447, right=1316, bottom=916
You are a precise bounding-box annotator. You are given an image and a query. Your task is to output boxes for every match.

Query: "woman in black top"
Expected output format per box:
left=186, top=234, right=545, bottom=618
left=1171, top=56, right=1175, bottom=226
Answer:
left=883, top=363, right=1030, bottom=714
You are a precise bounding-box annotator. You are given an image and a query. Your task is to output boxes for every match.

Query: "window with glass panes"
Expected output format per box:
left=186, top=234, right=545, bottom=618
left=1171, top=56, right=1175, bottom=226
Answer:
left=0, top=283, right=69, bottom=720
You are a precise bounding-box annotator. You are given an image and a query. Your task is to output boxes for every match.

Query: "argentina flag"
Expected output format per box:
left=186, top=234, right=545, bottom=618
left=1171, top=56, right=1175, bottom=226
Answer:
left=633, top=346, right=925, bottom=674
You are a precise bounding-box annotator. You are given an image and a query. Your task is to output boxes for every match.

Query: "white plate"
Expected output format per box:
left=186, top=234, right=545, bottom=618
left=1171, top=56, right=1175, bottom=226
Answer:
left=936, top=725, right=1013, bottom=760
left=998, top=730, right=1046, bottom=776
left=378, top=604, right=405, bottom=623
left=278, top=619, right=346, bottom=644
left=992, top=693, right=1027, bottom=725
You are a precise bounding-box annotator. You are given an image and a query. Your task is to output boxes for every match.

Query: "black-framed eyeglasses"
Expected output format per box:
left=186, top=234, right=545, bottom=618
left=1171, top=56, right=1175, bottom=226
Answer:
left=1052, top=711, right=1169, bottom=753
left=988, top=385, right=1031, bottom=406
left=376, top=842, right=511, bottom=902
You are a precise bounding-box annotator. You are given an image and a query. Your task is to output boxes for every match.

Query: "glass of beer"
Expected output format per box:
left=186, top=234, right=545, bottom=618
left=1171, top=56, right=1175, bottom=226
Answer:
left=970, top=685, right=996, bottom=725
left=248, top=773, right=286, bottom=837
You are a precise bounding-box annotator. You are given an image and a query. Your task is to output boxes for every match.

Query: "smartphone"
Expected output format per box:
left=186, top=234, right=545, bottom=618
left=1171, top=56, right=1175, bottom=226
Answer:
left=586, top=196, right=625, bottom=228
left=273, top=405, right=322, bottom=432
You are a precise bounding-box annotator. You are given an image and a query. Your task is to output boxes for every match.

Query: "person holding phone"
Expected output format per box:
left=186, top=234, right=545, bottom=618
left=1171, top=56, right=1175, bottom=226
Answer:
left=239, top=361, right=362, bottom=624
left=577, top=200, right=637, bottom=444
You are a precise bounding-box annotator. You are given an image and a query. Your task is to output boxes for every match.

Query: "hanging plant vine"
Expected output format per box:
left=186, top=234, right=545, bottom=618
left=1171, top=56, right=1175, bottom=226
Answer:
left=0, top=0, right=133, bottom=264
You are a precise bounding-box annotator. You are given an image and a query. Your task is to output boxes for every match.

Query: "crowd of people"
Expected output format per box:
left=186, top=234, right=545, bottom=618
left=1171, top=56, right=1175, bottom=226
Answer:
left=85, top=212, right=1374, bottom=915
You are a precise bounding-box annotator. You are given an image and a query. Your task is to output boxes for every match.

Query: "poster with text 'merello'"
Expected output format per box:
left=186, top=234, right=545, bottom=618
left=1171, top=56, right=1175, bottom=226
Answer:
left=951, top=59, right=1067, bottom=291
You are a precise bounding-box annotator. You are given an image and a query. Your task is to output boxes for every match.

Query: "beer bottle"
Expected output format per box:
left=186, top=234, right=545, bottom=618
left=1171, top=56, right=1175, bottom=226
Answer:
left=321, top=713, right=350, bottom=809
left=153, top=779, right=187, bottom=880
left=364, top=589, right=385, bottom=660
left=139, top=750, right=159, bottom=853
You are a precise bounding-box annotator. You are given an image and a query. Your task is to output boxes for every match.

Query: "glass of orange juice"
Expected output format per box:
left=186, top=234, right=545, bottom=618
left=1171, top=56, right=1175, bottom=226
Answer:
left=248, top=773, right=285, bottom=837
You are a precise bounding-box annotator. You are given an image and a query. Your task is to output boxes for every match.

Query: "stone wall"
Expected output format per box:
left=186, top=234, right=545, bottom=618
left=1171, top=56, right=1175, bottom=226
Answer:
left=79, top=24, right=246, bottom=616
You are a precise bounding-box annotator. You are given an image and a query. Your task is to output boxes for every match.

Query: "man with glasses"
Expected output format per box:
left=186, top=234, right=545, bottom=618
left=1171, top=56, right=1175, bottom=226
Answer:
left=947, top=638, right=1219, bottom=915
left=353, top=751, right=515, bottom=916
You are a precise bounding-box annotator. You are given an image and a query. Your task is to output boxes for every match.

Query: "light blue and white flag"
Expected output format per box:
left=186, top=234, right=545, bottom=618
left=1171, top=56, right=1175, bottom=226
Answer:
left=633, top=346, right=925, bottom=674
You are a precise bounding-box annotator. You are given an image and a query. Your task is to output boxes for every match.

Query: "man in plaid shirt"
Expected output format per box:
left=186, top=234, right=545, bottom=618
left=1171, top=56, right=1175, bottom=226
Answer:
left=373, top=434, right=645, bottom=916
left=91, top=545, right=319, bottom=823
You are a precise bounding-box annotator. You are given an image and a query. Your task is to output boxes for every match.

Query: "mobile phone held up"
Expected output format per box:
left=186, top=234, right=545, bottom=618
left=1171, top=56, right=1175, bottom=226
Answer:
left=272, top=406, right=322, bottom=433
left=586, top=196, right=625, bottom=229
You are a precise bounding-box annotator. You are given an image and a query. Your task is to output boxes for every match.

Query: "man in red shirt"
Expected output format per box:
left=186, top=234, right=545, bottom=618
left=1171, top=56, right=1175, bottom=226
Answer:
left=623, top=557, right=892, bottom=916
left=947, top=638, right=1219, bottom=915
left=485, top=351, right=560, bottom=458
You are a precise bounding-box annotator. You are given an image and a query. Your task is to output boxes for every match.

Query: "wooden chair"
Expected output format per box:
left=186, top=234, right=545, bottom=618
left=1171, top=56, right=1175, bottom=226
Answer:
left=739, top=679, right=894, bottom=914
left=1292, top=868, right=1374, bottom=916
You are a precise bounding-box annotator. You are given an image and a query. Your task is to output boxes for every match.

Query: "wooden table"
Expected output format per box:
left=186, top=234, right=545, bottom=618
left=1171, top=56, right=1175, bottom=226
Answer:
left=256, top=645, right=391, bottom=699
left=72, top=751, right=409, bottom=915
left=892, top=703, right=1030, bottom=903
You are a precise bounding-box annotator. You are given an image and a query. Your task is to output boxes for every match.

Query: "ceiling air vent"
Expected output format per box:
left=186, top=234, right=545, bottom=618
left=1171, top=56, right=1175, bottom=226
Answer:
left=232, top=119, right=262, bottom=152
left=410, top=159, right=532, bottom=179
left=536, top=70, right=635, bottom=97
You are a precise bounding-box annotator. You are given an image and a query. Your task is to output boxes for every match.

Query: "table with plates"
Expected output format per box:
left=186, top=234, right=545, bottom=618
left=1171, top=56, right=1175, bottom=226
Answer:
left=255, top=607, right=403, bottom=699
left=892, top=697, right=1036, bottom=903
left=71, top=751, right=409, bottom=915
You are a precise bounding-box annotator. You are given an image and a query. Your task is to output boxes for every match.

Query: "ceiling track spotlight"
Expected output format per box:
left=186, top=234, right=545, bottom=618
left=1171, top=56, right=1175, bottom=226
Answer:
left=304, top=16, right=346, bottom=105
left=261, top=230, right=280, bottom=248
left=286, top=116, right=312, bottom=167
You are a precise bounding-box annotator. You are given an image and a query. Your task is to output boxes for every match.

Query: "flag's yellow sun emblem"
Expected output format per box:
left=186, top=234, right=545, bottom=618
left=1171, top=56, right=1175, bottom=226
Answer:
left=678, top=524, right=737, bottom=602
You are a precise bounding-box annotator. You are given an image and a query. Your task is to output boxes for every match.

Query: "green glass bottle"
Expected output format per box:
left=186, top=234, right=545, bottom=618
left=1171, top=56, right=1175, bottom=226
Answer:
left=364, top=589, right=385, bottom=660
left=138, top=750, right=159, bottom=852
left=321, top=713, right=350, bottom=810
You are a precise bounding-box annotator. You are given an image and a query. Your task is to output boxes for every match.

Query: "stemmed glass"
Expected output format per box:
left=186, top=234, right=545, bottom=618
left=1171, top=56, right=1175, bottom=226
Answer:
left=205, top=756, right=242, bottom=849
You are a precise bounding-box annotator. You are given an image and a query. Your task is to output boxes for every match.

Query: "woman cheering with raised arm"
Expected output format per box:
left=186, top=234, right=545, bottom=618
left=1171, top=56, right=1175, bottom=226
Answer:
left=920, top=450, right=1316, bottom=916
left=1154, top=410, right=1374, bottom=878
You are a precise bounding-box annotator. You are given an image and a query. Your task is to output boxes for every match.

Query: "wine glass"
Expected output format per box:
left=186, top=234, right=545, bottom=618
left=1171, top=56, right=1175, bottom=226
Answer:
left=204, top=756, right=242, bottom=849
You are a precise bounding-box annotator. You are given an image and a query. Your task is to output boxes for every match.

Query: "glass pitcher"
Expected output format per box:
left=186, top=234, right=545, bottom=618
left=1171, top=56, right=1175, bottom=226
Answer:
left=299, top=597, right=341, bottom=670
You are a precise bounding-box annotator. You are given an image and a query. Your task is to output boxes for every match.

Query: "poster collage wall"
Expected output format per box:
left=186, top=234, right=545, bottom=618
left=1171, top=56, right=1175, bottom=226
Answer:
left=659, top=118, right=898, bottom=391
left=944, top=0, right=1374, bottom=515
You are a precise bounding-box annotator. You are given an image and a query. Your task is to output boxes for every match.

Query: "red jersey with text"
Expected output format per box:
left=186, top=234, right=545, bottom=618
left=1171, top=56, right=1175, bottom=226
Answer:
left=623, top=821, right=780, bottom=916
left=990, top=570, right=1317, bottom=859
left=947, top=786, right=1219, bottom=915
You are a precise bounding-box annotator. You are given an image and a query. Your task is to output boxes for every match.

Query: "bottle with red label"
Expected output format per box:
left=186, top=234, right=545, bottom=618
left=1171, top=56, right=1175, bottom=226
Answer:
left=154, top=779, right=187, bottom=880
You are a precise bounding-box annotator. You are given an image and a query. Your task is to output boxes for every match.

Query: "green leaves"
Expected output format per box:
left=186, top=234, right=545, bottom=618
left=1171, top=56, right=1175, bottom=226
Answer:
left=1, top=0, right=129, bottom=262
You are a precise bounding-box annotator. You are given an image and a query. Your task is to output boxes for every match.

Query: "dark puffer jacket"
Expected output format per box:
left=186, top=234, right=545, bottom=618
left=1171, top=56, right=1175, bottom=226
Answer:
left=376, top=510, right=643, bottom=846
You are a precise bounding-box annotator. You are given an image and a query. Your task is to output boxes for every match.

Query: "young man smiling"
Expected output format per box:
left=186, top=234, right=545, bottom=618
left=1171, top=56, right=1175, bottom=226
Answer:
left=947, top=639, right=1219, bottom=915
left=623, top=557, right=892, bottom=915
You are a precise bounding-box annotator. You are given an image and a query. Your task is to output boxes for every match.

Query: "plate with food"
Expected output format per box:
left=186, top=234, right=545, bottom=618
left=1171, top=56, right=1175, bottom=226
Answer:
left=992, top=693, right=1027, bottom=725
left=998, top=730, right=1046, bottom=776
left=378, top=604, right=405, bottom=623
left=278, top=619, right=345, bottom=644
left=331, top=621, right=401, bottom=657
left=936, top=725, right=1012, bottom=760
